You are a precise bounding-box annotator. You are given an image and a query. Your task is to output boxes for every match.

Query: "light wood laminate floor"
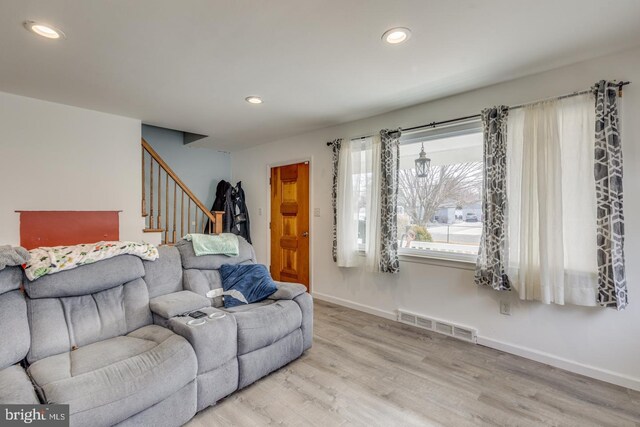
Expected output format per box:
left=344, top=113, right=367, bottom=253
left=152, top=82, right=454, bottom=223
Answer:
left=187, top=300, right=640, bottom=426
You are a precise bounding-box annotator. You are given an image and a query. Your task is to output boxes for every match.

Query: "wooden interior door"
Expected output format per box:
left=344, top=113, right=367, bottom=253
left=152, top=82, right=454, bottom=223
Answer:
left=270, top=162, right=310, bottom=289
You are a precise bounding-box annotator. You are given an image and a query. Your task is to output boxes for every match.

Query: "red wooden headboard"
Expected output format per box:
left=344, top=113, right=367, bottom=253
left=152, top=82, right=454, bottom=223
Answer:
left=17, top=211, right=120, bottom=250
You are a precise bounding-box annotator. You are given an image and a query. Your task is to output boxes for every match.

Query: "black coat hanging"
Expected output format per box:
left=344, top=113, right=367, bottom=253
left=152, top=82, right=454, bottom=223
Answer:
left=205, top=180, right=231, bottom=233
left=223, top=181, right=251, bottom=243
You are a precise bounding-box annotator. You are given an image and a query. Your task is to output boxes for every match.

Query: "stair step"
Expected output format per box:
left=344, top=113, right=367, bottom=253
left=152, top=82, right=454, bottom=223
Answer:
left=143, top=228, right=164, bottom=233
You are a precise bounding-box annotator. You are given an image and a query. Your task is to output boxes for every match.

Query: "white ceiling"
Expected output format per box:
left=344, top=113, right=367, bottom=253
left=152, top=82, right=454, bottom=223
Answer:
left=1, top=0, right=639, bottom=151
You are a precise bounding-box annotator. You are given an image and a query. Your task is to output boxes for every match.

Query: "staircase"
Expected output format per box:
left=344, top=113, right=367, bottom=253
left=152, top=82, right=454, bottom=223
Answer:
left=141, top=138, right=223, bottom=244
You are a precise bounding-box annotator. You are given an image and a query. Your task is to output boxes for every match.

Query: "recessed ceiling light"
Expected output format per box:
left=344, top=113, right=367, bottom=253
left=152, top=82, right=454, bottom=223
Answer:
left=382, top=27, right=411, bottom=44
left=24, top=21, right=65, bottom=39
left=245, top=96, right=263, bottom=104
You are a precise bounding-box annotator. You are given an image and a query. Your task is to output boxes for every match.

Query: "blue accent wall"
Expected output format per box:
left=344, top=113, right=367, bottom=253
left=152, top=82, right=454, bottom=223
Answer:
left=142, top=125, right=230, bottom=209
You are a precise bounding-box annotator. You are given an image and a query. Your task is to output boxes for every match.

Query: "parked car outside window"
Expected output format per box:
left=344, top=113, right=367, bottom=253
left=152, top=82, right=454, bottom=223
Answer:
left=465, top=213, right=478, bottom=222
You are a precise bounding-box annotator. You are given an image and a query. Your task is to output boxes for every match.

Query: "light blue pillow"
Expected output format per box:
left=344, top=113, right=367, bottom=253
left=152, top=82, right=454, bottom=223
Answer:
left=219, top=264, right=277, bottom=308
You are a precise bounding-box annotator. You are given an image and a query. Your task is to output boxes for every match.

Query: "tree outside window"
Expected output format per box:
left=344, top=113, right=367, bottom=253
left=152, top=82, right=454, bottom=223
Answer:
left=397, top=128, right=483, bottom=257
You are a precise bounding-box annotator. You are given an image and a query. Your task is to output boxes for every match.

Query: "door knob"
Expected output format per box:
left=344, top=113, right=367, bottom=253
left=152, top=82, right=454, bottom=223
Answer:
left=302, top=232, right=309, bottom=237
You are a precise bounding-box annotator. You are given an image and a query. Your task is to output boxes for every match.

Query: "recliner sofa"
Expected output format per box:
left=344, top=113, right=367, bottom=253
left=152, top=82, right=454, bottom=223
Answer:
left=23, top=255, right=199, bottom=427
left=174, top=238, right=313, bottom=389
left=0, top=237, right=313, bottom=427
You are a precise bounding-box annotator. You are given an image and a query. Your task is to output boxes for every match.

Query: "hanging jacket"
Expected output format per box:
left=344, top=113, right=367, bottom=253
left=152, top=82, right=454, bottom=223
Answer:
left=223, top=181, right=251, bottom=243
left=212, top=180, right=230, bottom=212
left=206, top=180, right=231, bottom=233
left=223, top=185, right=235, bottom=235
left=235, top=182, right=251, bottom=243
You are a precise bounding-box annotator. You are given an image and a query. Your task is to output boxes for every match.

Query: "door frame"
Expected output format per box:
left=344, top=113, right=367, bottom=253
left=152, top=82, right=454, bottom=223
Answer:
left=266, top=157, right=313, bottom=292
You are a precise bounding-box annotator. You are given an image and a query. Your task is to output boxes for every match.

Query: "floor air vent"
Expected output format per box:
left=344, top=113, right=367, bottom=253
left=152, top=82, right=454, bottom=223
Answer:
left=397, top=309, right=477, bottom=344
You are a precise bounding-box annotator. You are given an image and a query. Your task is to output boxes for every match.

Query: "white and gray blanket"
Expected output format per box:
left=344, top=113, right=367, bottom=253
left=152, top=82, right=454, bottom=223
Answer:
left=0, top=245, right=30, bottom=271
left=24, top=241, right=159, bottom=281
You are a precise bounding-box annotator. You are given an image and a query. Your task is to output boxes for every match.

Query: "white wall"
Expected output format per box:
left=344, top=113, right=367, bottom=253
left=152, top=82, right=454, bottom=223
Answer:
left=232, top=46, right=640, bottom=390
left=0, top=92, right=144, bottom=244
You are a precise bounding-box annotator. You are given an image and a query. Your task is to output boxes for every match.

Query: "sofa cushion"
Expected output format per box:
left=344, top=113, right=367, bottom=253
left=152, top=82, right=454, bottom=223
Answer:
left=221, top=300, right=274, bottom=313
left=24, top=255, right=145, bottom=299
left=183, top=269, right=223, bottom=307
left=27, top=278, right=153, bottom=363
left=176, top=236, right=255, bottom=270
left=143, top=246, right=183, bottom=298
left=220, top=264, right=277, bottom=308
left=28, top=325, right=197, bottom=427
left=230, top=300, right=302, bottom=354
left=0, top=365, right=39, bottom=404
left=149, top=291, right=210, bottom=319
left=0, top=266, right=22, bottom=295
left=0, top=290, right=30, bottom=368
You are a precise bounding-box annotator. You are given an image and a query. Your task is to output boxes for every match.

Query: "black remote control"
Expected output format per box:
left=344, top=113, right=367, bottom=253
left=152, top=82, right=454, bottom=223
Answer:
left=188, top=311, right=207, bottom=319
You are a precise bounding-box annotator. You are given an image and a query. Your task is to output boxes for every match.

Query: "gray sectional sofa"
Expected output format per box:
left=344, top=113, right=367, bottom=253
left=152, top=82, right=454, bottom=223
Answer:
left=0, top=237, right=313, bottom=427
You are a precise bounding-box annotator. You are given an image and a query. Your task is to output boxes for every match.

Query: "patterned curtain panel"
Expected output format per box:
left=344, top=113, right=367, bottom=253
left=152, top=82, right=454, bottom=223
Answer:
left=379, top=129, right=401, bottom=273
left=475, top=107, right=511, bottom=291
left=329, top=138, right=342, bottom=262
left=593, top=81, right=627, bottom=310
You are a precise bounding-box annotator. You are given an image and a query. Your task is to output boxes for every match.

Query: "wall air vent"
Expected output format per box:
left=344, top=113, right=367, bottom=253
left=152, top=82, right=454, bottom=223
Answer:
left=397, top=309, right=477, bottom=344
left=416, top=317, right=433, bottom=330
left=399, top=312, right=417, bottom=325
left=453, top=326, right=476, bottom=342
left=435, top=321, right=453, bottom=335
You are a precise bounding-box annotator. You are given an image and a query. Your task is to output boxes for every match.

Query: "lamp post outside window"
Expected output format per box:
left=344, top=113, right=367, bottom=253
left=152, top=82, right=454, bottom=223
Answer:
left=415, top=142, right=430, bottom=178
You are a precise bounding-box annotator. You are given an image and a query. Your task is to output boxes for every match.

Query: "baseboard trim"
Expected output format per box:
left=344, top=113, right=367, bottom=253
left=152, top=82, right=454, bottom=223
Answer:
left=477, top=336, right=640, bottom=392
left=312, top=292, right=396, bottom=321
left=312, top=292, right=640, bottom=392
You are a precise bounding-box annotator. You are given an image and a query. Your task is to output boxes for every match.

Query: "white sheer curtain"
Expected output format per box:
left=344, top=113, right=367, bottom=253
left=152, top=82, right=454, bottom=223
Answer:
left=336, top=136, right=381, bottom=270
left=506, top=94, right=598, bottom=306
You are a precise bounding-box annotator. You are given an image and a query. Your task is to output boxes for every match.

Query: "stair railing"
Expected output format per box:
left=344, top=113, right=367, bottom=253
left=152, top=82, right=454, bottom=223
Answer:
left=141, top=138, right=223, bottom=244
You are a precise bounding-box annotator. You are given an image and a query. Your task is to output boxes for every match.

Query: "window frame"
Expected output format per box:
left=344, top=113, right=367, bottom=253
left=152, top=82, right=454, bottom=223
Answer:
left=396, top=119, right=483, bottom=264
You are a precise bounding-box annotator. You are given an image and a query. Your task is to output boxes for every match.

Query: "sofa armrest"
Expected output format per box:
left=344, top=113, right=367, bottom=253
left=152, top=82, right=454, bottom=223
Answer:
left=149, top=290, right=211, bottom=319
left=268, top=281, right=307, bottom=300
left=168, top=307, right=237, bottom=375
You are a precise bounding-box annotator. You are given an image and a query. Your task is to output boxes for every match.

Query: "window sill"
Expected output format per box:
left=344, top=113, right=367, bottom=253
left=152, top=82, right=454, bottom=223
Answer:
left=357, top=248, right=476, bottom=270
left=398, top=249, right=476, bottom=271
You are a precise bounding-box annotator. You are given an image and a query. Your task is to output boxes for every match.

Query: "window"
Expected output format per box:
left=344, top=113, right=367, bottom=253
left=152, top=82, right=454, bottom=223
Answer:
left=396, top=120, right=483, bottom=262
left=336, top=136, right=380, bottom=268
left=352, top=138, right=374, bottom=248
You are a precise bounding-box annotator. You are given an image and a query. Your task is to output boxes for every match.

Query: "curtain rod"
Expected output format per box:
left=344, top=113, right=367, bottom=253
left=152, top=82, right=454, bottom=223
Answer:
left=326, top=81, right=630, bottom=145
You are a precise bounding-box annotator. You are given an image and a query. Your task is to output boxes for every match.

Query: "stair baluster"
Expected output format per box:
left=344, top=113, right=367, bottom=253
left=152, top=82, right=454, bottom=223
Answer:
left=172, top=181, right=177, bottom=243
left=141, top=147, right=147, bottom=218
left=149, top=156, right=154, bottom=228
left=157, top=161, right=162, bottom=230
left=141, top=138, right=223, bottom=244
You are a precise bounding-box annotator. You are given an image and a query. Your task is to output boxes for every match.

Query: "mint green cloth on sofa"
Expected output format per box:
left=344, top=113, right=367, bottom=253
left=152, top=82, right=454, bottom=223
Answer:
left=184, top=233, right=239, bottom=257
